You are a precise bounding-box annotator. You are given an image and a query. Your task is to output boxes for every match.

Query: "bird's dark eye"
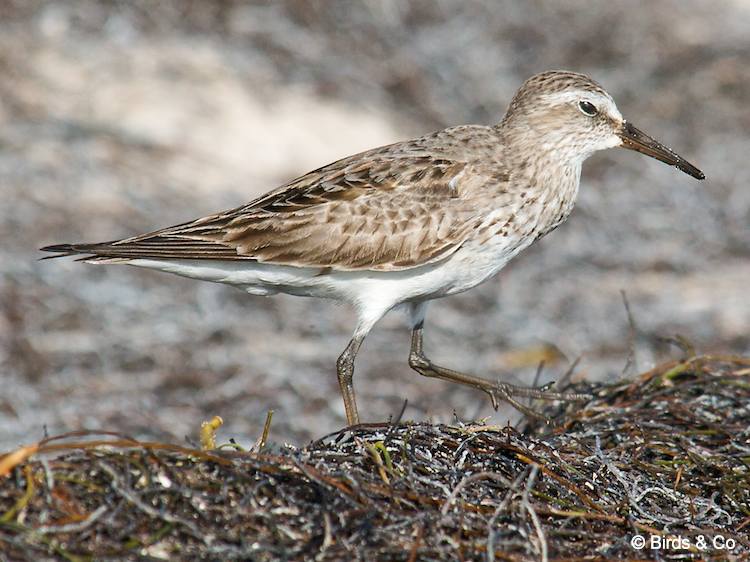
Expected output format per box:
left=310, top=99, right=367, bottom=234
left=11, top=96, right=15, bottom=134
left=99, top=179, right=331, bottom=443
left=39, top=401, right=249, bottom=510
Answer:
left=578, top=100, right=598, bottom=116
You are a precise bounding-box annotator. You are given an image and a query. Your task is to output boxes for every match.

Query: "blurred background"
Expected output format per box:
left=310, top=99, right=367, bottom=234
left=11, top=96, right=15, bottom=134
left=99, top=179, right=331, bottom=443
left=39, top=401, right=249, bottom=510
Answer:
left=1, top=0, right=748, bottom=450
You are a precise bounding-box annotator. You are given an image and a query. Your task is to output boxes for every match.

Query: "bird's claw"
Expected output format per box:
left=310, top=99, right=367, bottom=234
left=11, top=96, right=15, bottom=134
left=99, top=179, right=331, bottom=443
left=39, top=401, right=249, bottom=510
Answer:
left=483, top=379, right=591, bottom=421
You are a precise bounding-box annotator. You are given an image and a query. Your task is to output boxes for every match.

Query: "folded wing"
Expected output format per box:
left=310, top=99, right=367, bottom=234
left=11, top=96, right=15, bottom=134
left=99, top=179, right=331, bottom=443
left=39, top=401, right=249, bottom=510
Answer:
left=43, top=136, right=505, bottom=272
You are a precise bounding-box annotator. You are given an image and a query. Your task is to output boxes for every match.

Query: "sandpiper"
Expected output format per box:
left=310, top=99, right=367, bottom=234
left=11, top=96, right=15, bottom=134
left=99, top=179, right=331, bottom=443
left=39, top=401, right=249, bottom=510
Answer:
left=42, top=71, right=704, bottom=425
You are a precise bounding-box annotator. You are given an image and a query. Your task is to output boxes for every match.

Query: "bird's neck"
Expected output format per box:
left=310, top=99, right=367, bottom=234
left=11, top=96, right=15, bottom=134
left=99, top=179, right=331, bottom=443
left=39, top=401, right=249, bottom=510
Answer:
left=494, top=130, right=583, bottom=236
left=495, top=123, right=584, bottom=197
left=523, top=153, right=582, bottom=217
left=499, top=120, right=590, bottom=167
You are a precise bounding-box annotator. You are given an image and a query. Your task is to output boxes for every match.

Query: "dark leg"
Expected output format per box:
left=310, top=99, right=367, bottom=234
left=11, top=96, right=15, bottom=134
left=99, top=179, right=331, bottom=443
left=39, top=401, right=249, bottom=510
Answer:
left=406, top=303, right=590, bottom=420
left=336, top=335, right=364, bottom=426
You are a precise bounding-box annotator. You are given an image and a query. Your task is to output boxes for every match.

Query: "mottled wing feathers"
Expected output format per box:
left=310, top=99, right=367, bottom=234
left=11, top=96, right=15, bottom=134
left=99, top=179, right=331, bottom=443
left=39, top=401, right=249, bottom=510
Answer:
left=186, top=154, right=479, bottom=271
left=43, top=128, right=507, bottom=271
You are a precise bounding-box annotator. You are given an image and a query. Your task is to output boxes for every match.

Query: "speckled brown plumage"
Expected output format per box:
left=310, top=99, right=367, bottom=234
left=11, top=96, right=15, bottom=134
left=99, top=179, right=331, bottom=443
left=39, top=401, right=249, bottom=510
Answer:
left=46, top=126, right=516, bottom=271
left=42, top=71, right=705, bottom=426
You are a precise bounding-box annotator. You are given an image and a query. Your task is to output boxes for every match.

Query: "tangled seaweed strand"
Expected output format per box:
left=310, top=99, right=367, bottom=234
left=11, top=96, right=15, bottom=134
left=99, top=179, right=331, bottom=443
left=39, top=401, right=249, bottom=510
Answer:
left=1, top=355, right=749, bottom=560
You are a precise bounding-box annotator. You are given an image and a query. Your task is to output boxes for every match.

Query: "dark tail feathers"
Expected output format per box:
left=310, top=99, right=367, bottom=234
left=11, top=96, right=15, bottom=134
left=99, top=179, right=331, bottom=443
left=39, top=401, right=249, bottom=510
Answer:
left=39, top=243, right=100, bottom=260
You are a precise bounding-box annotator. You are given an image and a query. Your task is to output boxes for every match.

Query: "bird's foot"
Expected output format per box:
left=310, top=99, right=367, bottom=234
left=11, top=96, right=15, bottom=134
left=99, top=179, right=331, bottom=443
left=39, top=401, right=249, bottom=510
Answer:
left=485, top=381, right=592, bottom=423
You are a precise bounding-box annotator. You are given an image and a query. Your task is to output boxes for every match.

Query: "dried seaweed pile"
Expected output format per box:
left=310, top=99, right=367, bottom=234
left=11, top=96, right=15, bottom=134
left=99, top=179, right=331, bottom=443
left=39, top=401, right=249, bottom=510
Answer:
left=1, top=356, right=749, bottom=561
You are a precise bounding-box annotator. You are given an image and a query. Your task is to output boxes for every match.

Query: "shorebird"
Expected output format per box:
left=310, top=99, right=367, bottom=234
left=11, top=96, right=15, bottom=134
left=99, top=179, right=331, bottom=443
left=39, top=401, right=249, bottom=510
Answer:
left=42, top=71, right=704, bottom=425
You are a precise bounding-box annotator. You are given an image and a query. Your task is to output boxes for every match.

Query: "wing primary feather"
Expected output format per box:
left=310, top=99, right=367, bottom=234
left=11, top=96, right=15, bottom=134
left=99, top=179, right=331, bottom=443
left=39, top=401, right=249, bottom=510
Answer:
left=41, top=126, right=510, bottom=271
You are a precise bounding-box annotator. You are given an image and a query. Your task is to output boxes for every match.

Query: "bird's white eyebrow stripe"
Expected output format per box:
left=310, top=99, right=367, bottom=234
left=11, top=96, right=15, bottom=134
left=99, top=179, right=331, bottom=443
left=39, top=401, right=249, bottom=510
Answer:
left=539, top=90, right=606, bottom=104
left=539, top=90, right=623, bottom=121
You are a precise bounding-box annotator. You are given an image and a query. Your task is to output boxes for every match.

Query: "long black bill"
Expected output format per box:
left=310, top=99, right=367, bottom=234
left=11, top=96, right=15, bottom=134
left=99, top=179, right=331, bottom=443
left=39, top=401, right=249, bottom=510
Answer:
left=618, top=121, right=705, bottom=180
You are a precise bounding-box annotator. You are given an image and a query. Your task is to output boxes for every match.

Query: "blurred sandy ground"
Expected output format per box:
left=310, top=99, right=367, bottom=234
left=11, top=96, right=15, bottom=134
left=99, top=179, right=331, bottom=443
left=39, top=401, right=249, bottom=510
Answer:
left=1, top=1, right=748, bottom=449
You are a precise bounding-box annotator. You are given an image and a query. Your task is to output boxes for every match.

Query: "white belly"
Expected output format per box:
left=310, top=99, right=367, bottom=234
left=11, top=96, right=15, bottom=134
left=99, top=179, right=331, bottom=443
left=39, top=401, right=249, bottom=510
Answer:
left=126, top=235, right=521, bottom=314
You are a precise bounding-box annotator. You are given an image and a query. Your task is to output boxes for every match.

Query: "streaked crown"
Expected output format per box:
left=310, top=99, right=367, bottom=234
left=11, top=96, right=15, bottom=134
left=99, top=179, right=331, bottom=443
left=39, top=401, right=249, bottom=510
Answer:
left=497, top=70, right=703, bottom=180
left=500, top=70, right=625, bottom=161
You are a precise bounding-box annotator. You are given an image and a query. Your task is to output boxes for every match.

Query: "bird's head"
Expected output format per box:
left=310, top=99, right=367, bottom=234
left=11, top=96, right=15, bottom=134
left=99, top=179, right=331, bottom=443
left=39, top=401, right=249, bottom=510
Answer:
left=501, top=70, right=704, bottom=180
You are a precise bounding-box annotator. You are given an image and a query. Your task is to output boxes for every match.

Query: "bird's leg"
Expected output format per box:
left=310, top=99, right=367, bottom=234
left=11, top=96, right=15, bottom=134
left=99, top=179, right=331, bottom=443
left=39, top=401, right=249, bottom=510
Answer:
left=336, top=335, right=364, bottom=426
left=407, top=318, right=590, bottom=420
